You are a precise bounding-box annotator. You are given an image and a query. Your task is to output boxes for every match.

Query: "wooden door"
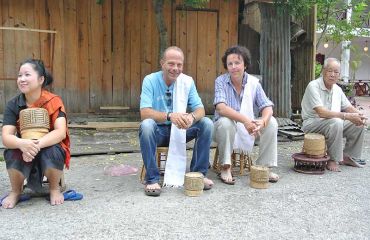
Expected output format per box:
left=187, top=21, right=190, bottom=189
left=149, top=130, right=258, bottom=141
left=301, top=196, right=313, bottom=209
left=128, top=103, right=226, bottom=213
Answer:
left=175, top=10, right=218, bottom=114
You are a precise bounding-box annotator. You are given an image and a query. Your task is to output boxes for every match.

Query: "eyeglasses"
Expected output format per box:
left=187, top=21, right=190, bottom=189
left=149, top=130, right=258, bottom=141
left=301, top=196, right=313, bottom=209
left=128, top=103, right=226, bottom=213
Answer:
left=165, top=89, right=172, bottom=107
left=325, top=69, right=340, bottom=75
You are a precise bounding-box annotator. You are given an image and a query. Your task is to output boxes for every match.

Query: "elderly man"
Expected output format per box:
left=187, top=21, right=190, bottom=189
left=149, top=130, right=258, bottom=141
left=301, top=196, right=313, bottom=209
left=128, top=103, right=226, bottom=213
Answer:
left=213, top=45, right=279, bottom=185
left=139, top=46, right=214, bottom=196
left=301, top=58, right=367, bottom=172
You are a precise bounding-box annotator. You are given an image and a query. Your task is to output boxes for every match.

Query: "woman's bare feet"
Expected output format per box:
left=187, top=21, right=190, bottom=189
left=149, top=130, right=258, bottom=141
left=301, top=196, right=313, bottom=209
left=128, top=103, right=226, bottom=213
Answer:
left=220, top=165, right=235, bottom=185
left=1, top=191, right=21, bottom=209
left=326, top=160, right=340, bottom=172
left=50, top=189, right=64, bottom=206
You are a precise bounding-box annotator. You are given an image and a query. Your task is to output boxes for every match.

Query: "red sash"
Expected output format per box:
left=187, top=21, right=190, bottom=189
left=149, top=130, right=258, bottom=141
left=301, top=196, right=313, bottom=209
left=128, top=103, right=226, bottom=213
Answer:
left=29, top=90, right=71, bottom=169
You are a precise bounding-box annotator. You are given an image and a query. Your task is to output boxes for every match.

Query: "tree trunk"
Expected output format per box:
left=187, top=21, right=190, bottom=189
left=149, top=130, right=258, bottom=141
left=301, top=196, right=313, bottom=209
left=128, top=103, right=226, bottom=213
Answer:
left=153, top=0, right=168, bottom=66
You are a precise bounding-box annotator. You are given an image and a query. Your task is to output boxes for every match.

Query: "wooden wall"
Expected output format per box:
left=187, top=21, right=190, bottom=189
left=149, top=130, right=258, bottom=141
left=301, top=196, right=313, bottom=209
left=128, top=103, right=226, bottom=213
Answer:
left=0, top=0, right=238, bottom=114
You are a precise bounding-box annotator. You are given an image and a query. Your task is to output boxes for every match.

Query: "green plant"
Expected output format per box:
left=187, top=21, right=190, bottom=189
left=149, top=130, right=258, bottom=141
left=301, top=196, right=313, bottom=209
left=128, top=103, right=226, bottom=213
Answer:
left=273, top=0, right=370, bottom=47
left=314, top=62, right=322, bottom=78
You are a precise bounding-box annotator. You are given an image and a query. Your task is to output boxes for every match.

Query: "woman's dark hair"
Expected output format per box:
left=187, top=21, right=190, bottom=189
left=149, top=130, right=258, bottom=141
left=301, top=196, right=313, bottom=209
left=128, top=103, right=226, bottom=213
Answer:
left=19, top=59, right=53, bottom=87
left=221, top=45, right=252, bottom=70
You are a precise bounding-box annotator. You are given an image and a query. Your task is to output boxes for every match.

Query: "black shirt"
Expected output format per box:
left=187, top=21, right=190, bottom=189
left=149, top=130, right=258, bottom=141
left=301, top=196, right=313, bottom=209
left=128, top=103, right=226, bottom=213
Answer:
left=3, top=93, right=66, bottom=127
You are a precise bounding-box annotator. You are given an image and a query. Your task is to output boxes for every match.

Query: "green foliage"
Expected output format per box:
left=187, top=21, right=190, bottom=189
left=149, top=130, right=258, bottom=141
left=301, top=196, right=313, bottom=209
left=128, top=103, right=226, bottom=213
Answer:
left=274, top=0, right=316, bottom=20
left=317, top=0, right=370, bottom=45
left=183, top=0, right=209, bottom=8
left=273, top=0, right=370, bottom=45
left=96, top=0, right=104, bottom=4
left=315, top=62, right=322, bottom=78
left=347, top=44, right=370, bottom=81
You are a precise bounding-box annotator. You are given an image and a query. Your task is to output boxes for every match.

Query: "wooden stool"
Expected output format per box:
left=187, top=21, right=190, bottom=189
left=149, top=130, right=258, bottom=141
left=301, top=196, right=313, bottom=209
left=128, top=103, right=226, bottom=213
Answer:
left=212, top=147, right=253, bottom=175
left=140, top=147, right=169, bottom=183
left=24, top=171, right=67, bottom=196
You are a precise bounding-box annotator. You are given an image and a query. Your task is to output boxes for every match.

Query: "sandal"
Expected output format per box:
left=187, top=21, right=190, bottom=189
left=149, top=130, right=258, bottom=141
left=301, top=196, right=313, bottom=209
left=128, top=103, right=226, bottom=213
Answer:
left=219, top=174, right=236, bottom=185
left=269, top=172, right=279, bottom=183
left=339, top=156, right=364, bottom=168
left=144, top=185, right=161, bottom=197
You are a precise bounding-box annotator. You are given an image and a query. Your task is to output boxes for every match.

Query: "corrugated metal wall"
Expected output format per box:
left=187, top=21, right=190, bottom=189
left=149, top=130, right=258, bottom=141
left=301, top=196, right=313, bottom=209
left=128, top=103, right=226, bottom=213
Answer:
left=259, top=2, right=291, bottom=117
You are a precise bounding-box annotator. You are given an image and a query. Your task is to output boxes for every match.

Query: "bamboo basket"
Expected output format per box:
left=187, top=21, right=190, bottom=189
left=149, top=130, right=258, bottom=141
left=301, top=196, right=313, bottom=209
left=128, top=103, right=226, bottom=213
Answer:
left=20, top=108, right=50, bottom=139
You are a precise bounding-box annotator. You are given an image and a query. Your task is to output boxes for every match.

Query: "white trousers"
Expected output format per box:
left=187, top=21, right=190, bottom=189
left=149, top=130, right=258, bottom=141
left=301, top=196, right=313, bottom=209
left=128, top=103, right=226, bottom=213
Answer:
left=214, top=117, right=278, bottom=167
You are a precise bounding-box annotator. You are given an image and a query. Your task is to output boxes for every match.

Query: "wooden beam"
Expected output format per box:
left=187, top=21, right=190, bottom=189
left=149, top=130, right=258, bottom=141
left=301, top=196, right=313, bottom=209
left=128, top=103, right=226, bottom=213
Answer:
left=99, top=106, right=130, bottom=110
left=0, top=26, right=57, bottom=34
left=68, top=121, right=139, bottom=129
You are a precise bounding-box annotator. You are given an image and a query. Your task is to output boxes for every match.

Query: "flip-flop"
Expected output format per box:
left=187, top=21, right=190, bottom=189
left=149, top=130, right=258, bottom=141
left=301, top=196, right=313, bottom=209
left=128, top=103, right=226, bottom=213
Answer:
left=339, top=157, right=364, bottom=168
left=144, top=185, right=161, bottom=197
left=63, top=190, right=83, bottom=201
left=219, top=175, right=236, bottom=185
left=352, top=158, right=367, bottom=165
left=0, top=193, right=31, bottom=207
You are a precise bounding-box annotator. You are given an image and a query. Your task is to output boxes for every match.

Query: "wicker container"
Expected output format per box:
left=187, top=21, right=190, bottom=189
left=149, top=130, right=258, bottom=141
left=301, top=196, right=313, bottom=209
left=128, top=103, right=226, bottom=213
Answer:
left=20, top=108, right=50, bottom=140
left=250, top=165, right=269, bottom=189
left=303, top=133, right=326, bottom=158
left=184, top=172, right=204, bottom=197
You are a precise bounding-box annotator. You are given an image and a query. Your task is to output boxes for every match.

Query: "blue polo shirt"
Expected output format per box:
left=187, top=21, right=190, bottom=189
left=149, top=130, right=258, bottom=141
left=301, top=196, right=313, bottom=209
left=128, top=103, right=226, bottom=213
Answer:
left=140, top=71, right=203, bottom=123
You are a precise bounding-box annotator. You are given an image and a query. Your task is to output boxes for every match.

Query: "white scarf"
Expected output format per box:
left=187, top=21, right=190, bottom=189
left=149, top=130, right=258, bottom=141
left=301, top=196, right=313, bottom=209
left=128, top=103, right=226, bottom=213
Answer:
left=330, top=81, right=341, bottom=112
left=163, top=73, right=192, bottom=187
left=233, top=74, right=259, bottom=152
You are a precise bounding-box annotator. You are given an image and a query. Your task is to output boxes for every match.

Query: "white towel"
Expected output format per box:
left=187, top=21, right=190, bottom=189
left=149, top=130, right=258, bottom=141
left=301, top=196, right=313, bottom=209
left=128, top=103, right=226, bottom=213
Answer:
left=163, top=73, right=192, bottom=187
left=330, top=83, right=342, bottom=112
left=233, top=74, right=259, bottom=152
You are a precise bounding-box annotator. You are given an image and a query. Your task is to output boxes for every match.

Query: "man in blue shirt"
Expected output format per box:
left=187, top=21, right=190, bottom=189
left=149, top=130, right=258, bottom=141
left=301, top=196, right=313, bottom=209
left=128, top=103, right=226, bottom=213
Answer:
left=139, top=46, right=214, bottom=196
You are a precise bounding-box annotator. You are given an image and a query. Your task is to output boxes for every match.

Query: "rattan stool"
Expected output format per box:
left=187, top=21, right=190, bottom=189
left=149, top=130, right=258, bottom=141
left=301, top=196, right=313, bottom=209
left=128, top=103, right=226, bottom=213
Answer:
left=140, top=147, right=169, bottom=183
left=292, top=152, right=330, bottom=175
left=212, top=147, right=253, bottom=175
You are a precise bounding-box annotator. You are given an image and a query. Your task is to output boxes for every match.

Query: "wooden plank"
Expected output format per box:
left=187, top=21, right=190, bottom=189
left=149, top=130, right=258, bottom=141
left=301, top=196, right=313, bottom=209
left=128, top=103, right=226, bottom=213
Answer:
left=210, top=0, right=220, bottom=9
left=150, top=0, right=160, bottom=70
left=0, top=0, right=5, bottom=112
left=64, top=0, right=79, bottom=111
left=218, top=0, right=229, bottom=75
left=89, top=1, right=103, bottom=111
left=197, top=11, right=217, bottom=113
left=48, top=0, right=66, bottom=91
left=77, top=0, right=90, bottom=112
left=141, top=1, right=153, bottom=83
left=3, top=0, right=18, bottom=104
left=26, top=0, right=38, bottom=59
left=37, top=0, right=52, bottom=72
left=185, top=11, right=198, bottom=81
left=14, top=0, right=28, bottom=67
left=123, top=0, right=132, bottom=108
left=99, top=106, right=130, bottom=110
left=129, top=0, right=141, bottom=110
left=68, top=121, right=140, bottom=129
left=112, top=0, right=125, bottom=105
left=228, top=0, right=239, bottom=45
left=0, top=26, right=57, bottom=34
left=102, top=0, right=112, bottom=105
left=175, top=10, right=187, bottom=61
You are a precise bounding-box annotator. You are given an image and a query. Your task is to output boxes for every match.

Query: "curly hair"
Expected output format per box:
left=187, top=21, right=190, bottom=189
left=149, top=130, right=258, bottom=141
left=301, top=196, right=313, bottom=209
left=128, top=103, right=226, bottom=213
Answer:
left=221, top=45, right=251, bottom=70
